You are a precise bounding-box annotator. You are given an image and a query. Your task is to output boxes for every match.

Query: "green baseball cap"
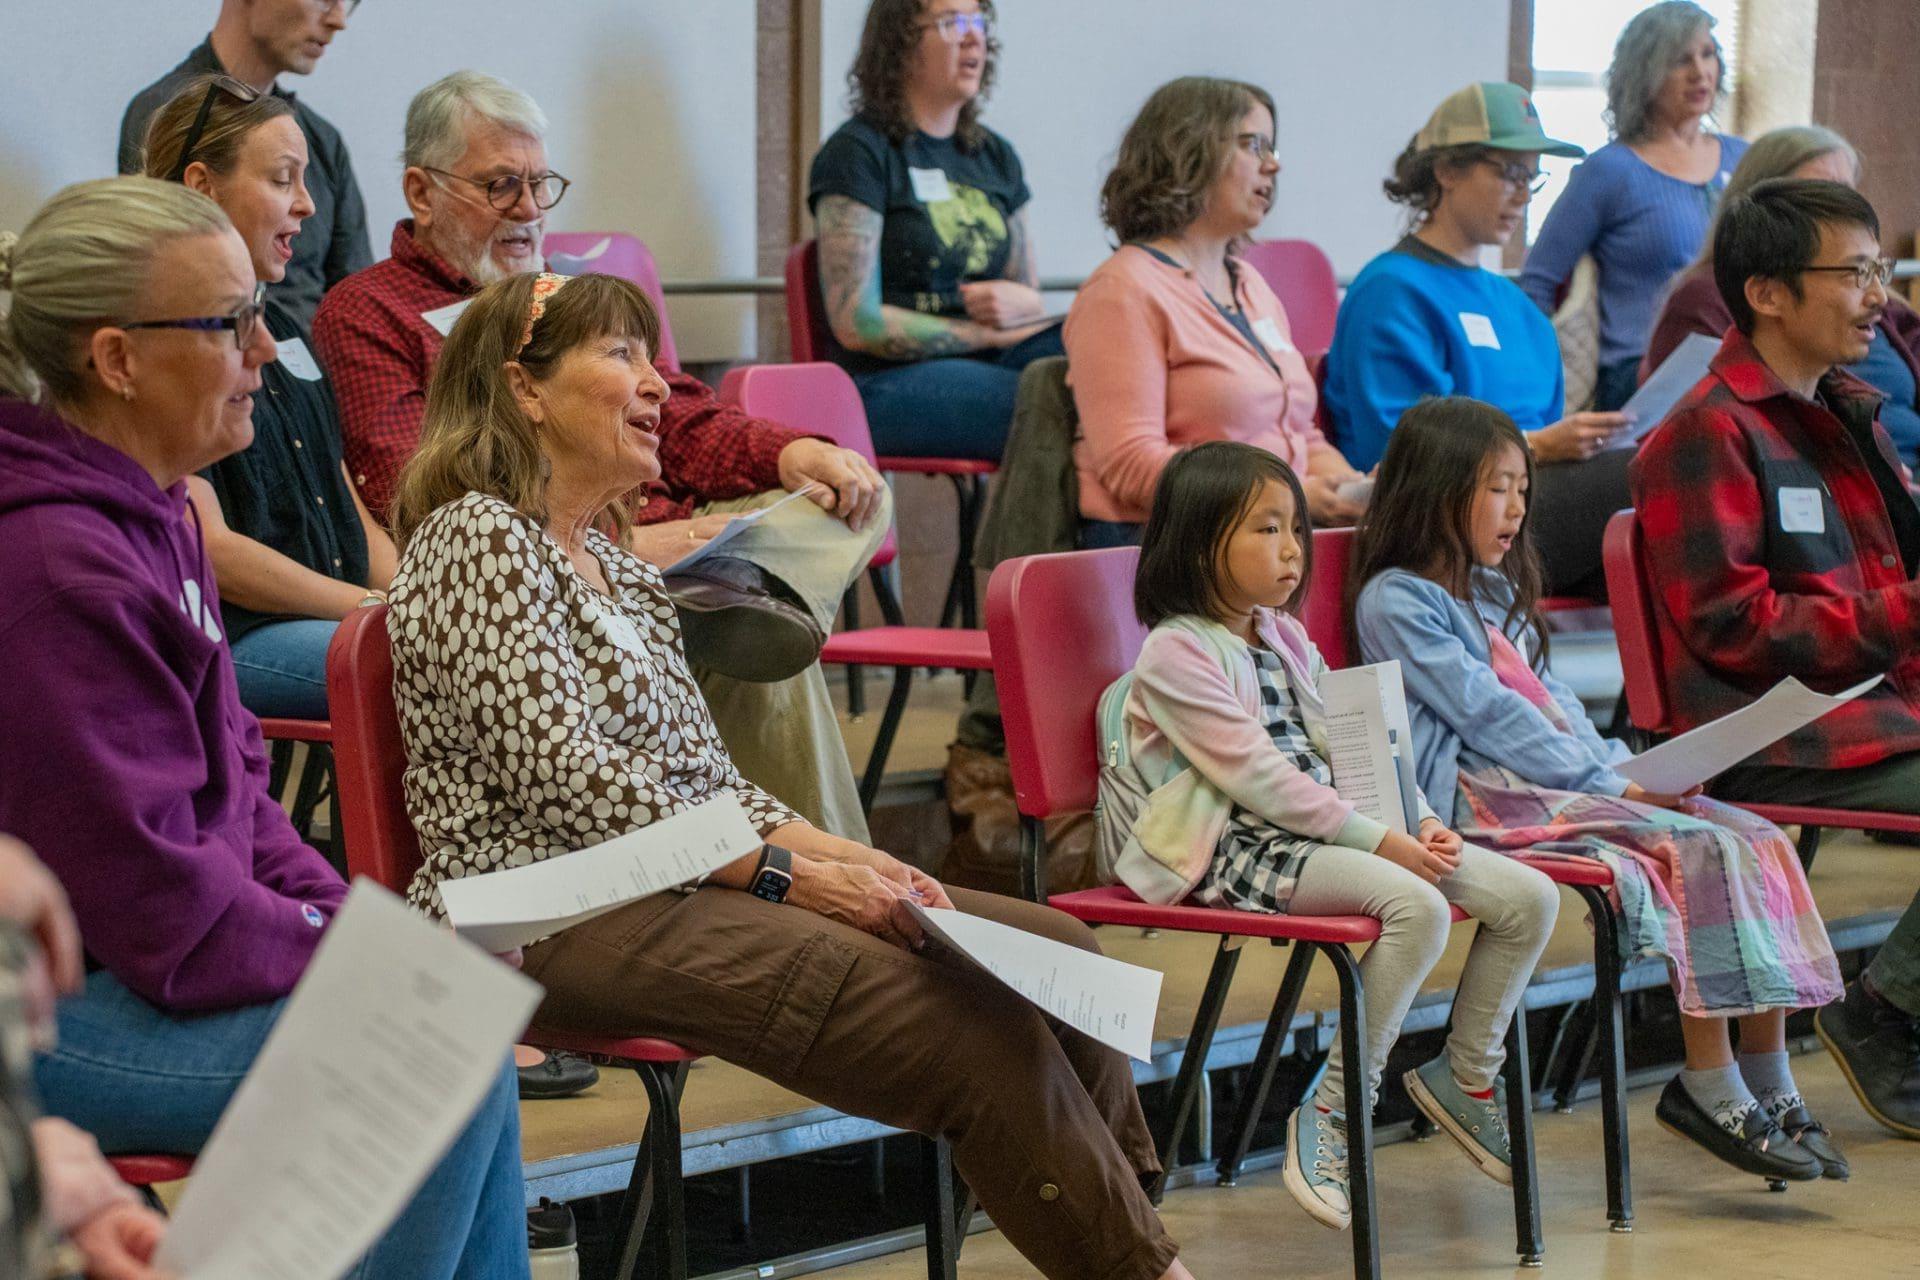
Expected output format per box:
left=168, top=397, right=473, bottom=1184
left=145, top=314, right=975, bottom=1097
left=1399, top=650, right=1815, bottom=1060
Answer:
left=1414, top=82, right=1584, bottom=158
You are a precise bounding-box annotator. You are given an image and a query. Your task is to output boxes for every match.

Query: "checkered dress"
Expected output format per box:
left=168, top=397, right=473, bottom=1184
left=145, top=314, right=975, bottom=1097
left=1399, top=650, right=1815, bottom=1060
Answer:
left=1195, top=645, right=1333, bottom=915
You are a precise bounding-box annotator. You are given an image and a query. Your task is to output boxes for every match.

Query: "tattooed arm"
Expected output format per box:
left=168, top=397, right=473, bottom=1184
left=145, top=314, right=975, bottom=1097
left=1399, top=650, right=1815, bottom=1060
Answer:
left=1002, top=206, right=1039, bottom=287
left=956, top=206, right=1049, bottom=330
left=816, top=195, right=1043, bottom=359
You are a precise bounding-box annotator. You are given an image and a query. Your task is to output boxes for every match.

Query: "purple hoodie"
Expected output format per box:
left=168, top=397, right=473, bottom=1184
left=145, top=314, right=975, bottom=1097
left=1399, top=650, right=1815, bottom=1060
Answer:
left=0, top=397, right=345, bottom=1011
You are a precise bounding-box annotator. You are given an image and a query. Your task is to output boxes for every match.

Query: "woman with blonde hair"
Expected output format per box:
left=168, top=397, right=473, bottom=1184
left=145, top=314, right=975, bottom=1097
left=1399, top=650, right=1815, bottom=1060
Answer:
left=1066, top=75, right=1366, bottom=549
left=1520, top=0, right=1748, bottom=411
left=387, top=269, right=1202, bottom=1280
left=1642, top=124, right=1920, bottom=463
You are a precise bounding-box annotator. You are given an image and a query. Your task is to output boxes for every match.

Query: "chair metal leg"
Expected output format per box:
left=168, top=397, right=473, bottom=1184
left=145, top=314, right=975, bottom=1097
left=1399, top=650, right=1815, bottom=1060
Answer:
left=842, top=585, right=866, bottom=717
left=1217, top=942, right=1317, bottom=1184
left=1505, top=1014, right=1545, bottom=1266
left=1795, top=823, right=1823, bottom=872
left=1018, top=814, right=1048, bottom=903
left=1150, top=936, right=1243, bottom=1202
left=268, top=739, right=295, bottom=798
left=1324, top=943, right=1381, bottom=1280
left=857, top=664, right=914, bottom=812
left=936, top=475, right=986, bottom=633
left=922, top=1134, right=960, bottom=1280
left=290, top=745, right=329, bottom=845
left=1576, top=884, right=1633, bottom=1232
left=616, top=1060, right=690, bottom=1280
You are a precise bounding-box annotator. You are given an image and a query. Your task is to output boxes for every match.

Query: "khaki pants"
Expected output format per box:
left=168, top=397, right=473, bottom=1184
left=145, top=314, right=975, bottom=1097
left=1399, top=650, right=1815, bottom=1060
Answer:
left=685, top=488, right=891, bottom=844
left=523, top=885, right=1180, bottom=1280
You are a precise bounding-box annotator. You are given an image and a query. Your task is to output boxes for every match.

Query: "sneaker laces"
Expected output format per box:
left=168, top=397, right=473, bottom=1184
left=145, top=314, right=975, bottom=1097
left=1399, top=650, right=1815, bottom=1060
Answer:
left=1311, top=1113, right=1350, bottom=1185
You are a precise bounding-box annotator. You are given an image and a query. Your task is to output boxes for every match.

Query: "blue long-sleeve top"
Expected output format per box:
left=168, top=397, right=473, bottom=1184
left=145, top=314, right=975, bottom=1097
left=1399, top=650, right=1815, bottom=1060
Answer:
left=1354, top=567, right=1633, bottom=807
left=1323, top=237, right=1564, bottom=471
left=1519, top=136, right=1747, bottom=368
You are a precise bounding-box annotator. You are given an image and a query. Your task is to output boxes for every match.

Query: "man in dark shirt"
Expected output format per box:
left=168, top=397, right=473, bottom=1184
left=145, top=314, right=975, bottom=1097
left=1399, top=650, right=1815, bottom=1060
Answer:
left=119, top=0, right=372, bottom=327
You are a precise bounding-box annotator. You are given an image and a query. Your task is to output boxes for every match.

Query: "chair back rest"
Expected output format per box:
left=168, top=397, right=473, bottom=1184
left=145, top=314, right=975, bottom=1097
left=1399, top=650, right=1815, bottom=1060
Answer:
left=1238, top=238, right=1340, bottom=357
left=987, top=548, right=1146, bottom=818
left=1600, top=509, right=1671, bottom=733
left=544, top=232, right=680, bottom=372
left=325, top=605, right=424, bottom=893
left=717, top=361, right=898, bottom=569
left=1302, top=526, right=1358, bottom=668
left=784, top=241, right=834, bottom=364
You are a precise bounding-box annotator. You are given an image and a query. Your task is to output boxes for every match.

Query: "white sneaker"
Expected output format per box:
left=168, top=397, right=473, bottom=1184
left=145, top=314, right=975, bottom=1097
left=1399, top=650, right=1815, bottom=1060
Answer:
left=1282, top=1104, right=1351, bottom=1230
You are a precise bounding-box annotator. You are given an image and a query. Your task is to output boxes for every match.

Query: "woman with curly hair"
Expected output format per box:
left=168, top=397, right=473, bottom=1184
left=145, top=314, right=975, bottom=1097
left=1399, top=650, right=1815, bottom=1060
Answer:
left=1519, top=1, right=1748, bottom=411
left=807, top=0, right=1061, bottom=460
left=1064, top=77, right=1366, bottom=550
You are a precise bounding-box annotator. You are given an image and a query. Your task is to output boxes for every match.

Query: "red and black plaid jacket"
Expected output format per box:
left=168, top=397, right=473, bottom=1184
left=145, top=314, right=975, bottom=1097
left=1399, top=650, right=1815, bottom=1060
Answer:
left=1628, top=328, right=1920, bottom=770
left=310, top=221, right=808, bottom=524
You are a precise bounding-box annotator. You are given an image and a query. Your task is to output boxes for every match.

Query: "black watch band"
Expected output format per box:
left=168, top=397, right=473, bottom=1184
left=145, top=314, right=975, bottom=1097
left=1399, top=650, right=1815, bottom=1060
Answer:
left=749, top=845, right=794, bottom=904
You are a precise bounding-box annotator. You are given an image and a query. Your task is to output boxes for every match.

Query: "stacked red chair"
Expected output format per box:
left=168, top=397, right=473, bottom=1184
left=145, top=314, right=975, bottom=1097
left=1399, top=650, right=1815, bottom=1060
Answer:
left=542, top=232, right=681, bottom=372
left=986, top=546, right=1547, bottom=1277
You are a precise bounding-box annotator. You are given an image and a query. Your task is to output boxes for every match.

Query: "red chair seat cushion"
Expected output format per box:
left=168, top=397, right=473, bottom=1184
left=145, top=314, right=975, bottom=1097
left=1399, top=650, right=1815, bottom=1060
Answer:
left=526, top=1028, right=703, bottom=1064
left=1514, top=856, right=1615, bottom=888
left=821, top=627, right=992, bottom=670
left=875, top=456, right=997, bottom=477
left=109, top=1154, right=195, bottom=1186
left=1737, top=803, right=1920, bottom=836
left=257, top=718, right=333, bottom=744
left=1049, top=885, right=1477, bottom=943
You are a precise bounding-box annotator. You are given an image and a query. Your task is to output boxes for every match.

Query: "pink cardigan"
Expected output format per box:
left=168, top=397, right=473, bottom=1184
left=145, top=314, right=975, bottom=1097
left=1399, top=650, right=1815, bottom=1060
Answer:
left=1065, top=245, right=1326, bottom=523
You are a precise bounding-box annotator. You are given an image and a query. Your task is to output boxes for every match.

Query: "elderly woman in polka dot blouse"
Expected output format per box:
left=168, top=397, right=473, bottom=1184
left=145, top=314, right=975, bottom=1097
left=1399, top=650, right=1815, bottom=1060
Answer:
left=384, top=271, right=1201, bottom=1280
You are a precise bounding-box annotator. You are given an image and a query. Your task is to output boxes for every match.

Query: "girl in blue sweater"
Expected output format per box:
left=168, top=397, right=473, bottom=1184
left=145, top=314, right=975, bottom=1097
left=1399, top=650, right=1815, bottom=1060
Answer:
left=1351, top=397, right=1845, bottom=1186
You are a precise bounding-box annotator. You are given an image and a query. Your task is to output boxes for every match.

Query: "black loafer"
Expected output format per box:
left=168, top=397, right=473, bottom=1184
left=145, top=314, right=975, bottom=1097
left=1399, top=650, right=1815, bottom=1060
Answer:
left=1654, top=1076, right=1822, bottom=1182
left=1777, top=1102, right=1849, bottom=1180
left=1817, top=980, right=1920, bottom=1139
left=518, top=1050, right=600, bottom=1100
left=667, top=556, right=824, bottom=684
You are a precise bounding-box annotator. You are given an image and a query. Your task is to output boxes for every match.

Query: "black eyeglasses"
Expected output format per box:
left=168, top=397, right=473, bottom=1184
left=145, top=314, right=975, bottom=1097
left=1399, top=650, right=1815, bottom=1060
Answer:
left=422, top=167, right=571, bottom=212
left=1803, top=258, right=1896, bottom=290
left=166, top=75, right=263, bottom=183
left=1483, top=157, right=1549, bottom=195
left=121, top=282, right=267, bottom=350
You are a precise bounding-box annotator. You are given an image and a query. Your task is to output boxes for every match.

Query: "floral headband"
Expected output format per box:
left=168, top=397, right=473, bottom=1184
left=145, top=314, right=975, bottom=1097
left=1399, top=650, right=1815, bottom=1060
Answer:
left=517, top=272, right=571, bottom=355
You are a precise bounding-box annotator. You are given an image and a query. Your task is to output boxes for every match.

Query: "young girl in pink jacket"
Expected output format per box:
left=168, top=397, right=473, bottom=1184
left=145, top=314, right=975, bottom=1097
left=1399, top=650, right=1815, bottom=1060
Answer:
left=1098, top=442, right=1559, bottom=1232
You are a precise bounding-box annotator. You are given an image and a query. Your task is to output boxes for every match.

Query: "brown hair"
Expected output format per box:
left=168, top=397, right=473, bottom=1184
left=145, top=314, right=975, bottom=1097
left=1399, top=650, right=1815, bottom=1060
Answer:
left=1135, top=441, right=1313, bottom=627
left=389, top=272, right=664, bottom=549
left=1100, top=77, right=1276, bottom=245
left=848, top=0, right=999, bottom=150
left=1383, top=139, right=1491, bottom=226
left=141, top=74, right=297, bottom=182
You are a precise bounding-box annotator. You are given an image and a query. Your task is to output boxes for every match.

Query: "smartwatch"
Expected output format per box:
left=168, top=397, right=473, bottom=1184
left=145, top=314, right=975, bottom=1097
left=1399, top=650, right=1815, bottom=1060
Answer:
left=749, top=845, right=795, bottom=904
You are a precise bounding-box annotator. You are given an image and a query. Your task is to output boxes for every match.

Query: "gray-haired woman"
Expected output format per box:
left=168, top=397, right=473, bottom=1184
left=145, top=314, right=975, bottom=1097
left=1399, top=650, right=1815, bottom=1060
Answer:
left=1519, top=0, right=1748, bottom=411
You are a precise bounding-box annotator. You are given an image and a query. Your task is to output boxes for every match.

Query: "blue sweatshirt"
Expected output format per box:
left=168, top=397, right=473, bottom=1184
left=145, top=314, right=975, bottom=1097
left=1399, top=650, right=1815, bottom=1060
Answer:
left=1324, top=237, right=1565, bottom=471
left=1520, top=136, right=1747, bottom=367
left=1353, top=568, right=1633, bottom=809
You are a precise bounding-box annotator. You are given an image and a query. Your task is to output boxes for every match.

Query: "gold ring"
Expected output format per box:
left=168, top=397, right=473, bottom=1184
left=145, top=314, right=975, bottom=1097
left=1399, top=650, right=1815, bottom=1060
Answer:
left=687, top=528, right=698, bottom=541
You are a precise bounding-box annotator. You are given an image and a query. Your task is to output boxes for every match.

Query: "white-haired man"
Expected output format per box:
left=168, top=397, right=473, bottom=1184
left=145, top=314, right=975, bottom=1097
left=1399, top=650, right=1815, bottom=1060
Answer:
left=315, top=71, right=889, bottom=846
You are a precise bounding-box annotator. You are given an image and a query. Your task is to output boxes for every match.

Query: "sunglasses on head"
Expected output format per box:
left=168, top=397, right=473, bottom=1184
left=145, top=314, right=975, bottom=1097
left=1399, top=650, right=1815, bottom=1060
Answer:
left=166, top=76, right=264, bottom=183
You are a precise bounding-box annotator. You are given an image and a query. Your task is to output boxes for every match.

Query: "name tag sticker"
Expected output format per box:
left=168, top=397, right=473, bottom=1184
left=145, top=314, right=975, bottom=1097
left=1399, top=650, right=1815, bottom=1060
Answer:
left=1458, top=312, right=1502, bottom=350
left=602, top=613, right=647, bottom=657
left=1779, top=486, right=1825, bottom=534
left=1252, top=316, right=1294, bottom=353
left=421, top=298, right=474, bottom=337
left=274, top=336, right=324, bottom=381
left=907, top=167, right=953, bottom=203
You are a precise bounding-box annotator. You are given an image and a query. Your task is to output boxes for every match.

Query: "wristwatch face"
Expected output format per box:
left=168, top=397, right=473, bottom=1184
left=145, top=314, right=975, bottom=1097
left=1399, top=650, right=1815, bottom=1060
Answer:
left=750, top=866, right=793, bottom=904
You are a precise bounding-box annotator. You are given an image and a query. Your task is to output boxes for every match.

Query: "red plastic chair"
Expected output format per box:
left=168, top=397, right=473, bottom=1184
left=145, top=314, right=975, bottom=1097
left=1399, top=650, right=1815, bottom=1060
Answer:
left=326, top=607, right=699, bottom=1280
left=986, top=547, right=1545, bottom=1276
left=1237, top=238, right=1340, bottom=358
left=543, top=232, right=680, bottom=372
left=108, top=1154, right=194, bottom=1211
left=1602, top=509, right=1920, bottom=861
left=1305, top=527, right=1634, bottom=1231
left=260, top=717, right=338, bottom=867
left=786, top=240, right=996, bottom=631
left=719, top=361, right=993, bottom=810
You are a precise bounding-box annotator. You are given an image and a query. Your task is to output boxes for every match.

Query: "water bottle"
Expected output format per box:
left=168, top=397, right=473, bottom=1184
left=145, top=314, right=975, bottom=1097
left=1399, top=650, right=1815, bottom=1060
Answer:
left=527, top=1198, right=579, bottom=1280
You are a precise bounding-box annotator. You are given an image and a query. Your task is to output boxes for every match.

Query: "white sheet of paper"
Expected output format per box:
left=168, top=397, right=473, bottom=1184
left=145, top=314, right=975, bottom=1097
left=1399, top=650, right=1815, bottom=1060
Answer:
left=1609, top=331, right=1720, bottom=449
left=421, top=298, right=473, bottom=337
left=1336, top=477, right=1375, bottom=506
left=1458, top=312, right=1501, bottom=350
left=1320, top=661, right=1416, bottom=834
left=907, top=167, right=953, bottom=203
left=1619, top=675, right=1883, bottom=794
left=273, top=336, right=324, bottom=381
left=156, top=882, right=539, bottom=1280
left=905, top=903, right=1162, bottom=1061
left=438, top=795, right=762, bottom=950
left=663, top=485, right=819, bottom=574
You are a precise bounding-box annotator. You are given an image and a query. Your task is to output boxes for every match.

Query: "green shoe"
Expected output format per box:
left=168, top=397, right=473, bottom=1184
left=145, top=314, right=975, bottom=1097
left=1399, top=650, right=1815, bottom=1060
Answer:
left=1282, top=1104, right=1351, bottom=1230
left=1405, top=1055, right=1512, bottom=1185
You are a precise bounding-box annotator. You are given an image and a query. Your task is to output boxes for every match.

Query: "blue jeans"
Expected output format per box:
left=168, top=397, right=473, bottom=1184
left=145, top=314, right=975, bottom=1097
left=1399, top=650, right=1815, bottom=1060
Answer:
left=851, top=323, right=1065, bottom=460
left=230, top=618, right=339, bottom=720
left=36, top=971, right=529, bottom=1280
left=1591, top=356, right=1641, bottom=413
left=1078, top=519, right=1142, bottom=550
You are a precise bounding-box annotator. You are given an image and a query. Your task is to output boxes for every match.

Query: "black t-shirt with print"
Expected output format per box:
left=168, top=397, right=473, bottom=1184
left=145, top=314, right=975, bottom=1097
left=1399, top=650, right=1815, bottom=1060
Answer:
left=808, top=114, right=1030, bottom=373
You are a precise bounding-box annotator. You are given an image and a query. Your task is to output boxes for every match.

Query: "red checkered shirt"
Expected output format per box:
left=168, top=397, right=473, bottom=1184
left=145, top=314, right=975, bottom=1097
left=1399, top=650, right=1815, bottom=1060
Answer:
left=1628, top=327, right=1920, bottom=770
left=311, top=220, right=809, bottom=523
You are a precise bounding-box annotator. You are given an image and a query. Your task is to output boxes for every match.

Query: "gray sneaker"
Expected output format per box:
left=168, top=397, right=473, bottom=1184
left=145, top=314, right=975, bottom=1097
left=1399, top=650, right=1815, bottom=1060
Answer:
left=1405, top=1054, right=1512, bottom=1185
left=1282, top=1104, right=1351, bottom=1230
